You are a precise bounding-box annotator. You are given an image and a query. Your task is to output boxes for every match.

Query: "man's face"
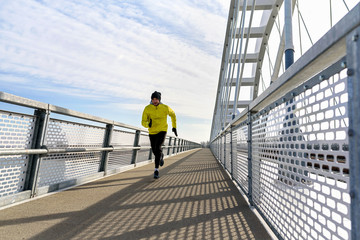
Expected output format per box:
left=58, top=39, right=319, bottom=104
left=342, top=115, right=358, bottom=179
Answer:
left=152, top=98, right=160, bottom=106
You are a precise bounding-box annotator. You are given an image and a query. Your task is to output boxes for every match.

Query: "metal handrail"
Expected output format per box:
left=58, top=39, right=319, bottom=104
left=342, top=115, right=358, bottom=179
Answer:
left=0, top=145, right=200, bottom=156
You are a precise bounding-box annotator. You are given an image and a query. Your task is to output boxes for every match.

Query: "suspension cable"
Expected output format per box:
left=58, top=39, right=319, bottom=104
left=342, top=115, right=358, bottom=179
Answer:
left=276, top=12, right=285, bottom=73
left=260, top=71, right=266, bottom=93
left=227, top=1, right=246, bottom=111
left=277, top=11, right=285, bottom=74
left=225, top=0, right=246, bottom=121
left=298, top=10, right=313, bottom=45
left=342, top=0, right=350, bottom=11
left=219, top=1, right=241, bottom=130
left=297, top=0, right=303, bottom=55
left=266, top=46, right=274, bottom=78
left=330, top=0, right=333, bottom=28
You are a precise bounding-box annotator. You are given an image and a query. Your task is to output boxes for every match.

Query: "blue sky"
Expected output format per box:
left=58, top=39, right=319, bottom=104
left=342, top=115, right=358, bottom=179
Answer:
left=0, top=0, right=229, bottom=143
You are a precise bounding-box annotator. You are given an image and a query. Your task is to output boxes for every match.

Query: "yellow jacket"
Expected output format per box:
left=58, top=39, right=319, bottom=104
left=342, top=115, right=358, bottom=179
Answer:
left=142, top=103, right=176, bottom=135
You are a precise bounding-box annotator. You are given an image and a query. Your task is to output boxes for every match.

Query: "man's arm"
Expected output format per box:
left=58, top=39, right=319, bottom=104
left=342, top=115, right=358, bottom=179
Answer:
left=168, top=106, right=176, bottom=128
left=141, top=107, right=150, bottom=128
left=168, top=106, right=177, bottom=136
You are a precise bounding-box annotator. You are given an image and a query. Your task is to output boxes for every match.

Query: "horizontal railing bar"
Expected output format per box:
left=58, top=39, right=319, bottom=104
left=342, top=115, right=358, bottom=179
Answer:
left=0, top=149, right=48, bottom=155
left=0, top=91, right=48, bottom=109
left=47, top=147, right=115, bottom=154
left=0, top=145, right=198, bottom=156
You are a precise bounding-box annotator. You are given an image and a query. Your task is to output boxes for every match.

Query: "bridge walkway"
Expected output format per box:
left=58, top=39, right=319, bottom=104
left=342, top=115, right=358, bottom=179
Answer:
left=0, top=149, right=271, bottom=240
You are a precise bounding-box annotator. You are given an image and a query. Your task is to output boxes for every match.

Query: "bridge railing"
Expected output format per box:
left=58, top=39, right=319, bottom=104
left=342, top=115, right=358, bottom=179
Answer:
left=211, top=4, right=360, bottom=240
left=0, top=92, right=200, bottom=207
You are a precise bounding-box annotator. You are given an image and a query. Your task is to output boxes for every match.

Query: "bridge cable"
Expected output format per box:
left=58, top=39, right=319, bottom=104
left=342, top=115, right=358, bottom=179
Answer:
left=232, top=0, right=257, bottom=117
left=298, top=10, right=313, bottom=45
left=342, top=0, right=350, bottom=11
left=330, top=0, right=333, bottom=28
left=296, top=0, right=303, bottom=55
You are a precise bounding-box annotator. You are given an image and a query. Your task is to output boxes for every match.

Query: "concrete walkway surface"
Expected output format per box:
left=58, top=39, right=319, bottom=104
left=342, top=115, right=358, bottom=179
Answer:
left=0, top=149, right=271, bottom=240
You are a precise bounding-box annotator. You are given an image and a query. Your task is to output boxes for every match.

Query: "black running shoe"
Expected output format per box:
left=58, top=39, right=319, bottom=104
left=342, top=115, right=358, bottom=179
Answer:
left=154, top=170, right=159, bottom=179
left=159, top=153, right=164, bottom=167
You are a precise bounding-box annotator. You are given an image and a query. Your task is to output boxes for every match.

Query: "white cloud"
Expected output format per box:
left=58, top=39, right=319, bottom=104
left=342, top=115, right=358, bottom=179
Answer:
left=0, top=0, right=229, bottom=142
left=0, top=74, right=29, bottom=84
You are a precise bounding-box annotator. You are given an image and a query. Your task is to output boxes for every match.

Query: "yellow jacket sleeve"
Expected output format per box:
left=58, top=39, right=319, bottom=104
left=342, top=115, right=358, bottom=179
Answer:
left=141, top=107, right=150, bottom=128
left=168, top=106, right=176, bottom=128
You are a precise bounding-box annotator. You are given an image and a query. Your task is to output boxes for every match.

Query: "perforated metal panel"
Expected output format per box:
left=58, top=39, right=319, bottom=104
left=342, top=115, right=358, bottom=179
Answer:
left=215, top=138, right=220, bottom=161
left=219, top=138, right=221, bottom=160
left=252, top=73, right=350, bottom=240
left=225, top=132, right=231, bottom=172
left=108, top=130, right=135, bottom=169
left=108, top=151, right=132, bottom=169
left=0, top=112, right=35, bottom=197
left=111, top=129, right=134, bottom=146
left=164, top=137, right=170, bottom=150
left=220, top=136, right=224, bottom=165
left=136, top=149, right=151, bottom=163
left=139, top=133, right=151, bottom=146
left=233, top=123, right=249, bottom=193
left=45, top=119, right=105, bottom=148
left=38, top=119, right=105, bottom=187
left=38, top=152, right=102, bottom=187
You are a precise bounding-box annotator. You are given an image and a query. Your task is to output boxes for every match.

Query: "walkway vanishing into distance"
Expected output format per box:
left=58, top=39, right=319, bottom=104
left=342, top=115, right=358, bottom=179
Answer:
left=0, top=149, right=271, bottom=240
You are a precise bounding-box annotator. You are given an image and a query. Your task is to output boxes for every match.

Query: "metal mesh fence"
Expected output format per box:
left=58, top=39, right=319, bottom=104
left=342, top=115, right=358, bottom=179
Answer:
left=232, top=123, right=249, bottom=194
left=137, top=149, right=151, bottom=163
left=251, top=73, right=350, bottom=240
left=38, top=119, right=105, bottom=187
left=111, top=129, right=134, bottom=146
left=0, top=112, right=35, bottom=197
left=45, top=119, right=105, bottom=148
left=108, top=129, right=134, bottom=170
left=220, top=136, right=224, bottom=165
left=225, top=132, right=231, bottom=172
left=211, top=70, right=351, bottom=240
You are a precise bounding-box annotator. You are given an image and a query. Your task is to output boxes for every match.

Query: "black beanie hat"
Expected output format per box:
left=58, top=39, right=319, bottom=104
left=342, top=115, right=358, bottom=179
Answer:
left=151, top=91, right=161, bottom=101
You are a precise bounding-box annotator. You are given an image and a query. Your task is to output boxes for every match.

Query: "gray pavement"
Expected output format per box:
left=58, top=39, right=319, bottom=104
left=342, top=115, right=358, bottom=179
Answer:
left=0, top=149, right=271, bottom=240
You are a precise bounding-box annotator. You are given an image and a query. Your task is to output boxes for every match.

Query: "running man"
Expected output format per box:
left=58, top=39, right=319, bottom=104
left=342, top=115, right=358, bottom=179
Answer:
left=142, top=91, right=177, bottom=179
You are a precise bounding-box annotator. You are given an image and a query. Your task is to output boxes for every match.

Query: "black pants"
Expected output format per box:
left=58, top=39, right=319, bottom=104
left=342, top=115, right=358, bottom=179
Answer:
left=149, top=131, right=167, bottom=168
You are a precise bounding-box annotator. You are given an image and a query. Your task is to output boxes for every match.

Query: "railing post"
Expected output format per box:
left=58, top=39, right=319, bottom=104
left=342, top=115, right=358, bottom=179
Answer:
left=178, top=139, right=181, bottom=152
left=219, top=135, right=222, bottom=164
left=99, top=124, right=113, bottom=175
left=147, top=133, right=153, bottom=161
left=224, top=133, right=227, bottom=169
left=24, top=109, right=49, bottom=198
left=173, top=138, right=177, bottom=154
left=131, top=130, right=141, bottom=165
left=247, top=112, right=253, bottom=206
left=347, top=26, right=360, bottom=240
left=180, top=139, right=184, bottom=152
left=177, top=139, right=181, bottom=153
left=230, top=127, right=234, bottom=179
left=167, top=137, right=172, bottom=156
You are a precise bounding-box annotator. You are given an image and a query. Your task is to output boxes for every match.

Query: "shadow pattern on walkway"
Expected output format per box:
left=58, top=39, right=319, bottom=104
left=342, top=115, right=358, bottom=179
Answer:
left=0, top=149, right=271, bottom=240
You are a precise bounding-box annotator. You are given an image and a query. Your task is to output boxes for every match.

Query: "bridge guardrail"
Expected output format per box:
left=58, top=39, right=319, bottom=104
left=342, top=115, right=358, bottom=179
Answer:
left=0, top=93, right=200, bottom=207
left=211, top=4, right=360, bottom=240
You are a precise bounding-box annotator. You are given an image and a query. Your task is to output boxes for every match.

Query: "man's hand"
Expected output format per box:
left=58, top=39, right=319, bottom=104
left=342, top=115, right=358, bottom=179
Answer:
left=172, top=128, right=178, bottom=137
left=149, top=119, right=152, bottom=128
